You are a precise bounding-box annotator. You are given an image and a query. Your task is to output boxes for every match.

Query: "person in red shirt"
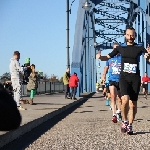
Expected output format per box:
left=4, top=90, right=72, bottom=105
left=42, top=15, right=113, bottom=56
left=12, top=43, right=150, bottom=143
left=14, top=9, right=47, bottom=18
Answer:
left=141, top=72, right=150, bottom=99
left=69, top=72, right=79, bottom=100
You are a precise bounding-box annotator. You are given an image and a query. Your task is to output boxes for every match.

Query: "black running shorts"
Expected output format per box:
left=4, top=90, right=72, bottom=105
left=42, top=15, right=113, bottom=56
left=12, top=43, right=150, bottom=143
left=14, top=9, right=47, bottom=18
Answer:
left=119, top=74, right=141, bottom=101
left=142, top=83, right=148, bottom=91
left=109, top=81, right=120, bottom=91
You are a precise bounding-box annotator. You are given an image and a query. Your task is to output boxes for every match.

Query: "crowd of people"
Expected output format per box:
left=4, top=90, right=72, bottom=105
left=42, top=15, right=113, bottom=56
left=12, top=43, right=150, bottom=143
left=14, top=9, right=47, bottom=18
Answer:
left=8, top=51, right=38, bottom=110
left=0, top=50, right=79, bottom=131
left=96, top=27, right=150, bottom=135
left=0, top=50, right=43, bottom=130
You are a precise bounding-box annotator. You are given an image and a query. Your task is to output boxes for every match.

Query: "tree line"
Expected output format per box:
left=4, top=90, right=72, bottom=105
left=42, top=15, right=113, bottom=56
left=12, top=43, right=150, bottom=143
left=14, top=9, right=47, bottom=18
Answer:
left=0, top=72, right=63, bottom=83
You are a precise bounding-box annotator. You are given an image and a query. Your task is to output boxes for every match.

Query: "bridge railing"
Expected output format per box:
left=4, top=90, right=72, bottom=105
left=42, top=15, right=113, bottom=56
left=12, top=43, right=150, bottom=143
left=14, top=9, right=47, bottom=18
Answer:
left=22, top=82, right=65, bottom=96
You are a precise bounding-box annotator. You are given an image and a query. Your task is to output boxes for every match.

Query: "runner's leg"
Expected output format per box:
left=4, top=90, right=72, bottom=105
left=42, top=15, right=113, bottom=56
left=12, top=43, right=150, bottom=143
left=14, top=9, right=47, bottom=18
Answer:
left=109, top=82, right=118, bottom=123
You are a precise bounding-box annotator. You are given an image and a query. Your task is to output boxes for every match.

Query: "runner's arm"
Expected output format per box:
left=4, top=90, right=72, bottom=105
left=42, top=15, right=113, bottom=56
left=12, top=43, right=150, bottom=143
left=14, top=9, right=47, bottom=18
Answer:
left=100, top=56, right=109, bottom=61
left=96, top=51, right=109, bottom=61
left=108, top=48, right=119, bottom=58
left=102, top=61, right=109, bottom=81
left=96, top=48, right=119, bottom=61
left=102, top=66, right=109, bottom=81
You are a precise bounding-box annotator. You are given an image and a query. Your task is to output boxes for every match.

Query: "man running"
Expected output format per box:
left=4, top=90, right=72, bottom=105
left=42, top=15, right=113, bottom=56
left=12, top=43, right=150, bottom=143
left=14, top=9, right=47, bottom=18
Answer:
left=141, top=72, right=150, bottom=99
left=102, top=43, right=122, bottom=123
left=97, top=27, right=150, bottom=135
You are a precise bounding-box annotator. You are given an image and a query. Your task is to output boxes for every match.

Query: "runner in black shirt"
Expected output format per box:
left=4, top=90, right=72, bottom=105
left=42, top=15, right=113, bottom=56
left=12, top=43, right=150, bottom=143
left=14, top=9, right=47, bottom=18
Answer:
left=97, top=27, right=150, bottom=135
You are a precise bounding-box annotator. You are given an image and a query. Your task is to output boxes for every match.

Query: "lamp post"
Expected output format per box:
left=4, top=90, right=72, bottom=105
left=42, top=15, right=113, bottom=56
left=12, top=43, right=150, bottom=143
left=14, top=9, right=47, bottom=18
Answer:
left=66, top=0, right=92, bottom=70
left=66, top=0, right=70, bottom=70
left=82, top=0, right=92, bottom=11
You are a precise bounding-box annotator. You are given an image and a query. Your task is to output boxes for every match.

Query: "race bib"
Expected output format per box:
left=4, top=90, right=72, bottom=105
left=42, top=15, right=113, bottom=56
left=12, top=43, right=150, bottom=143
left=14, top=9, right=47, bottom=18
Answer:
left=123, top=63, right=137, bottom=73
left=112, top=64, right=121, bottom=74
left=112, top=67, right=120, bottom=74
left=144, top=82, right=148, bottom=84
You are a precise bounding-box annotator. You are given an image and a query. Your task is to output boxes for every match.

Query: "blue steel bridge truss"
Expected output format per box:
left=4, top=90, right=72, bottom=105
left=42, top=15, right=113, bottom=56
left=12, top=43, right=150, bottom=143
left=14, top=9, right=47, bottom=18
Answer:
left=71, top=0, right=150, bottom=96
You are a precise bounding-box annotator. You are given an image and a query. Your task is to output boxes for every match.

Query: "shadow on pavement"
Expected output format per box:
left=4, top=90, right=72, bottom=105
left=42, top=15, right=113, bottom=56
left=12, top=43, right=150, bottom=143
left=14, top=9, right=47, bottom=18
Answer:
left=35, top=103, right=66, bottom=105
left=79, top=111, right=93, bottom=113
left=137, top=106, right=150, bottom=108
left=99, top=110, right=108, bottom=111
left=90, top=96, right=104, bottom=98
left=134, top=131, right=150, bottom=135
left=1, top=93, right=95, bottom=150
left=33, top=108, right=59, bottom=110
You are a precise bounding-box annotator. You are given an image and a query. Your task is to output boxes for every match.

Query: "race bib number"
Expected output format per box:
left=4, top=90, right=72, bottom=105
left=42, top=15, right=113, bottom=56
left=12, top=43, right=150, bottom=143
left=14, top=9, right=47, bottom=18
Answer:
left=112, top=67, right=120, bottom=74
left=112, top=65, right=121, bottom=74
left=123, top=63, right=137, bottom=73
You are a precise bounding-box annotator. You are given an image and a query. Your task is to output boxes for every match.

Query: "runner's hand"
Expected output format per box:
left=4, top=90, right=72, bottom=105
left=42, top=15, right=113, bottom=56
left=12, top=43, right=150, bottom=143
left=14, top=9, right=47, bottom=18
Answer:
left=146, top=44, right=150, bottom=53
left=96, top=50, right=101, bottom=59
left=144, top=53, right=149, bottom=58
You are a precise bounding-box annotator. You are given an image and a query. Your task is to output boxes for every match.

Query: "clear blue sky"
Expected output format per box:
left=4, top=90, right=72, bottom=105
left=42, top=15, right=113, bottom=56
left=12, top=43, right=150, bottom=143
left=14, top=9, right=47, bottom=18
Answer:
left=0, top=0, right=79, bottom=78
left=0, top=1, right=143, bottom=80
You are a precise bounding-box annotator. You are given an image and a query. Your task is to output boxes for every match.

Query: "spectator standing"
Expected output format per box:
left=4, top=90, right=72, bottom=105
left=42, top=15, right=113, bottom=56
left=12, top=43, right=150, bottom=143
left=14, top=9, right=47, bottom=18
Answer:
left=141, top=72, right=150, bottom=99
left=63, top=68, right=70, bottom=99
left=69, top=72, right=79, bottom=100
left=9, top=51, right=26, bottom=110
left=27, top=64, right=38, bottom=105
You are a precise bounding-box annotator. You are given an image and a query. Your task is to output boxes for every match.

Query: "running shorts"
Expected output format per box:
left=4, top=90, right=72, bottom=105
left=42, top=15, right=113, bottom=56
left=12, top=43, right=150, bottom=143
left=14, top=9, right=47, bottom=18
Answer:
left=142, top=83, right=148, bottom=91
left=119, top=74, right=141, bottom=101
left=109, top=80, right=120, bottom=91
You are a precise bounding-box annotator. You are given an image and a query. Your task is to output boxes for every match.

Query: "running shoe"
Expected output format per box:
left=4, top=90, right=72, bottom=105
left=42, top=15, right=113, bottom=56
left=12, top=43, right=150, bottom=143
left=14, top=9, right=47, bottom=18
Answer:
left=121, top=121, right=128, bottom=133
left=112, top=115, right=117, bottom=123
left=117, top=113, right=122, bottom=121
left=127, top=125, right=133, bottom=135
left=121, top=122, right=133, bottom=135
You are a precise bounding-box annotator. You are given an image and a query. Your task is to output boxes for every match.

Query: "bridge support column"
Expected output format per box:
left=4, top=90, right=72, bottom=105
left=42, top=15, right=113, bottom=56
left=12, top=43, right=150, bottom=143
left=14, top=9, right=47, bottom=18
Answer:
left=83, top=48, right=86, bottom=93
left=86, top=44, right=90, bottom=92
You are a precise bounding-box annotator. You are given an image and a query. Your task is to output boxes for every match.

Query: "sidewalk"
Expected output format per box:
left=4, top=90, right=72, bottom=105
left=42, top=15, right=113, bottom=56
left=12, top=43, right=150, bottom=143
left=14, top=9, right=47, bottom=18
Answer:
left=0, top=93, right=93, bottom=148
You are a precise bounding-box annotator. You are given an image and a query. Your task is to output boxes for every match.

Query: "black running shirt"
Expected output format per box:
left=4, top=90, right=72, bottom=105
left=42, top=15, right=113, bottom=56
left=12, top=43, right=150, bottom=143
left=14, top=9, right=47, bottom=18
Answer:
left=108, top=43, right=147, bottom=75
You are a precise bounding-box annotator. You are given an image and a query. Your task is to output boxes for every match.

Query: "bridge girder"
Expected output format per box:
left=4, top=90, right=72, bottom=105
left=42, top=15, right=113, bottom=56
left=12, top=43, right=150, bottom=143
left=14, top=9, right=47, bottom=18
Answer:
left=71, top=0, right=150, bottom=96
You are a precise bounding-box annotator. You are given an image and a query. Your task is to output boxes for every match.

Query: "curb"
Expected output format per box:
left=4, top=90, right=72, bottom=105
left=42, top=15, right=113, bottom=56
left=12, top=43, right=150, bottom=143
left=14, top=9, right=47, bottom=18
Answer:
left=0, top=93, right=93, bottom=148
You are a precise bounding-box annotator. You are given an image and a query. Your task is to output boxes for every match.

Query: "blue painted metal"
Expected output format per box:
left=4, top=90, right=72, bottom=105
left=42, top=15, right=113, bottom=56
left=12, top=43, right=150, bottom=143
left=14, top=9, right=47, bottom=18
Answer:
left=82, top=47, right=86, bottom=93
left=71, top=0, right=150, bottom=96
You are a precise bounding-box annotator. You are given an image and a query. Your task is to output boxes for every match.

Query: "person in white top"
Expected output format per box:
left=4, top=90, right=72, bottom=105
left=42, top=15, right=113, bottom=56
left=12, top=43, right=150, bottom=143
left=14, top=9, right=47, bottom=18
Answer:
left=9, top=51, right=27, bottom=110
